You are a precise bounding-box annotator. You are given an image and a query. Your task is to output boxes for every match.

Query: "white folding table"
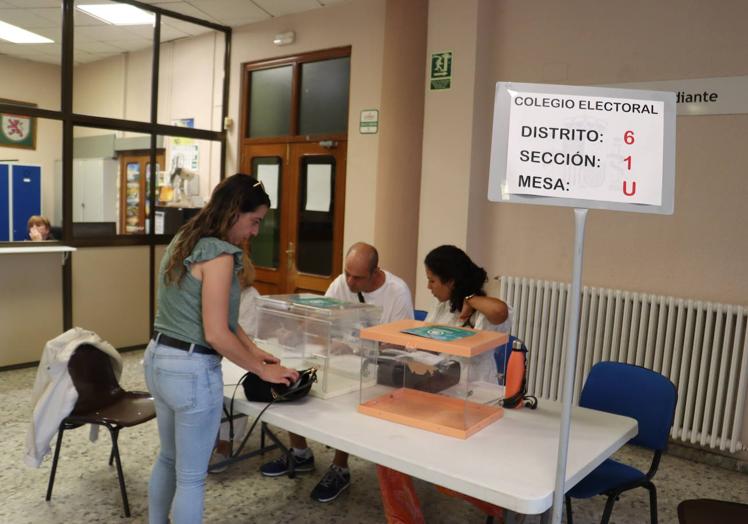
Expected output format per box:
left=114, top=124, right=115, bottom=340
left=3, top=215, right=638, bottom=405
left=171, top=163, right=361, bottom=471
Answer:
left=222, top=361, right=637, bottom=520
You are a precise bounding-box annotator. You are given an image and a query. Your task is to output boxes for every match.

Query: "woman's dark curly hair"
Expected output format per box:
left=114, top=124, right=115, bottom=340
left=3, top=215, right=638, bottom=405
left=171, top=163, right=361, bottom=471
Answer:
left=425, top=245, right=487, bottom=313
left=164, top=173, right=270, bottom=284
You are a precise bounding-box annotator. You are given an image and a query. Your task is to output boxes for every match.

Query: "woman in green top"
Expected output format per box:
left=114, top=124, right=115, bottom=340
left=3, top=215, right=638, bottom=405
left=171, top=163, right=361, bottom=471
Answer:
left=144, top=174, right=298, bottom=524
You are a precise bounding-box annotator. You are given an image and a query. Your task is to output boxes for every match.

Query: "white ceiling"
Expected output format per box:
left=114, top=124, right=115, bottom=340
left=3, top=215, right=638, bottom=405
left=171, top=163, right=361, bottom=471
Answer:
left=0, top=0, right=349, bottom=65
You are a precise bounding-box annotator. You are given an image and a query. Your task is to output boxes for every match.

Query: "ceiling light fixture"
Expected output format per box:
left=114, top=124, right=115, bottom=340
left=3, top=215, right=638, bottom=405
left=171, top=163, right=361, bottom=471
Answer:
left=0, top=20, right=53, bottom=44
left=77, top=4, right=155, bottom=26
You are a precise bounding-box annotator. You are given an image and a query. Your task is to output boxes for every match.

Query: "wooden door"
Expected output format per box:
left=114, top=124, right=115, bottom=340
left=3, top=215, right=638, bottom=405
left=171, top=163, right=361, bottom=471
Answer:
left=119, top=150, right=165, bottom=234
left=242, top=141, right=346, bottom=295
left=240, top=143, right=287, bottom=293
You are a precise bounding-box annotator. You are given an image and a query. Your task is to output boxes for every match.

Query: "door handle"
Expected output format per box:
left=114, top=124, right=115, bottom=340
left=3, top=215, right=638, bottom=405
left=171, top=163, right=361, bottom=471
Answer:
left=285, top=241, right=295, bottom=271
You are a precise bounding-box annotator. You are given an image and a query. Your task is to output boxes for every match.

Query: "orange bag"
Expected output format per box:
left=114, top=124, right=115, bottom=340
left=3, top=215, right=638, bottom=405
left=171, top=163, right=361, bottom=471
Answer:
left=435, top=485, right=505, bottom=522
left=500, top=337, right=538, bottom=410
left=378, top=466, right=506, bottom=523
left=377, top=466, right=425, bottom=524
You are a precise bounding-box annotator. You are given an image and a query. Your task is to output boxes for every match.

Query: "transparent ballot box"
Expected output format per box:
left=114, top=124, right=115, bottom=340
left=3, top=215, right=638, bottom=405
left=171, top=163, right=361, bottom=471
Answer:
left=253, top=294, right=382, bottom=399
left=358, top=319, right=509, bottom=439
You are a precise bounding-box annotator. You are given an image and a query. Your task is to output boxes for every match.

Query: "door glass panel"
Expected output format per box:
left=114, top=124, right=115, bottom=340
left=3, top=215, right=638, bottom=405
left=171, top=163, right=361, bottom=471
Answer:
left=155, top=133, right=213, bottom=236
left=297, top=157, right=334, bottom=276
left=299, top=57, right=350, bottom=135
left=250, top=157, right=282, bottom=268
left=0, top=19, right=60, bottom=109
left=248, top=66, right=292, bottom=138
left=74, top=0, right=153, bottom=122
left=159, top=16, right=225, bottom=131
left=72, top=126, right=148, bottom=237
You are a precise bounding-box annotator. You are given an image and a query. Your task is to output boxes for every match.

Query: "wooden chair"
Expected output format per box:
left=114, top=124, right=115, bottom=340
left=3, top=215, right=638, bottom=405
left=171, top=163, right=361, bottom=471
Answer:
left=45, top=344, right=156, bottom=517
left=677, top=499, right=748, bottom=524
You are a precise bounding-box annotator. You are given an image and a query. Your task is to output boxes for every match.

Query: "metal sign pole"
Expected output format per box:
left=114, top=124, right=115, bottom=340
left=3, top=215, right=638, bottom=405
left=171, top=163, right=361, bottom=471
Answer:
left=551, top=207, right=588, bottom=524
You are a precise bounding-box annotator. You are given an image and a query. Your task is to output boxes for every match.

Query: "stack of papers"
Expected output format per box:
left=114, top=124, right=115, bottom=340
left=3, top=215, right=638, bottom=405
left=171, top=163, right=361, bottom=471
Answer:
left=378, top=349, right=445, bottom=367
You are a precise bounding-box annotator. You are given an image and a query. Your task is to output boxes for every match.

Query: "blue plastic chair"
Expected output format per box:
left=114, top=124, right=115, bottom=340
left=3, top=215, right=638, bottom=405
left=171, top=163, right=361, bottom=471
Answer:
left=414, top=309, right=428, bottom=321
left=493, top=335, right=523, bottom=377
left=565, top=361, right=677, bottom=524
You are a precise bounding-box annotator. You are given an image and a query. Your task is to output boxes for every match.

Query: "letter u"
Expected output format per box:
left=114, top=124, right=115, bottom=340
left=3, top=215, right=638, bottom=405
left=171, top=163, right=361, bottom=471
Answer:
left=622, top=180, right=636, bottom=196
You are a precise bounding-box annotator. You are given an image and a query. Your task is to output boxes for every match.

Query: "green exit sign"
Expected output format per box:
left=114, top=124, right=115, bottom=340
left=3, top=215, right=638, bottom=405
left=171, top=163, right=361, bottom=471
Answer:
left=430, top=51, right=452, bottom=90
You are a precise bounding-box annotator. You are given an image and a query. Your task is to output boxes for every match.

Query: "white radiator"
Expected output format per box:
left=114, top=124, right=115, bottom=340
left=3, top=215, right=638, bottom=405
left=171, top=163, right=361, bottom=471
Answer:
left=497, top=276, right=748, bottom=452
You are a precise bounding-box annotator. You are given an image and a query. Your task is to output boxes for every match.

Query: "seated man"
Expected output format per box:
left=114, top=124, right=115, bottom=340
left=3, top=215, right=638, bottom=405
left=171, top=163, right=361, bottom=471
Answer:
left=260, top=242, right=414, bottom=502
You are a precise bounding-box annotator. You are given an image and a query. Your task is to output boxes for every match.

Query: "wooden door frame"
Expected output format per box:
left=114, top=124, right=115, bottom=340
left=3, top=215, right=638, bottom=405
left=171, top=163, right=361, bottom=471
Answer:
left=289, top=141, right=346, bottom=293
left=241, top=141, right=346, bottom=294
left=118, top=149, right=165, bottom=235
left=237, top=46, right=351, bottom=151
left=240, top=143, right=291, bottom=294
left=238, top=46, right=351, bottom=294
left=119, top=154, right=146, bottom=234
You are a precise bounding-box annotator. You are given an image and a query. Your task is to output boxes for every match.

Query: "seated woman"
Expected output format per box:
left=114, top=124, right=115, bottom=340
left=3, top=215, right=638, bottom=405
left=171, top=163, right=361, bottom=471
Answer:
left=377, top=245, right=512, bottom=523
left=424, top=244, right=510, bottom=331
left=27, top=215, right=54, bottom=241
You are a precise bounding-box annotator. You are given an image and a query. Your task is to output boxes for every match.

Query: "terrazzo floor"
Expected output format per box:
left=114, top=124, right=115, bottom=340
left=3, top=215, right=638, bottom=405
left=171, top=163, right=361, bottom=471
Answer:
left=2, top=350, right=747, bottom=523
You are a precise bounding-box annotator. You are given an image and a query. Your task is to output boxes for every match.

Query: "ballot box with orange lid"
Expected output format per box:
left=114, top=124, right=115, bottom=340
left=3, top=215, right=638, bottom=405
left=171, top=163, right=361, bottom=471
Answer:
left=357, top=319, right=509, bottom=439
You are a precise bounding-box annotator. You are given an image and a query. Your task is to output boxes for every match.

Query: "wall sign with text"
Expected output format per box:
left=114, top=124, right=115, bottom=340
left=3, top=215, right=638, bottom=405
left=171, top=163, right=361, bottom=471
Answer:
left=605, top=75, right=748, bottom=116
left=488, top=82, right=676, bottom=214
left=359, top=109, right=379, bottom=134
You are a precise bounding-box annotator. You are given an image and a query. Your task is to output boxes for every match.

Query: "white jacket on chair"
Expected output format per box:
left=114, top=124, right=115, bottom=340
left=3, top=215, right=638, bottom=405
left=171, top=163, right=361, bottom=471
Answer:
left=24, top=327, right=122, bottom=468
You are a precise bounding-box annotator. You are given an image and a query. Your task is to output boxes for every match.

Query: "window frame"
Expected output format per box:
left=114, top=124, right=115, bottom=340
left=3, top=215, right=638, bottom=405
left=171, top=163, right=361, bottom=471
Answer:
left=0, top=0, right=231, bottom=248
left=239, top=46, right=351, bottom=146
left=0, top=0, right=231, bottom=331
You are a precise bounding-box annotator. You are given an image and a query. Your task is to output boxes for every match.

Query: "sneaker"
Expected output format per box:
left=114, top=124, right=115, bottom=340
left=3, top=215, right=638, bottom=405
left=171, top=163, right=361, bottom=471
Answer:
left=260, top=452, right=315, bottom=477
left=310, top=466, right=351, bottom=503
left=208, top=451, right=228, bottom=474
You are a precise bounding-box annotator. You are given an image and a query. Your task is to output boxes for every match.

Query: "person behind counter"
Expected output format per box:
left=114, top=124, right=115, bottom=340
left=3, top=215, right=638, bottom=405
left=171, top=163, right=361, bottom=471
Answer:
left=27, top=215, right=54, bottom=241
left=144, top=174, right=298, bottom=524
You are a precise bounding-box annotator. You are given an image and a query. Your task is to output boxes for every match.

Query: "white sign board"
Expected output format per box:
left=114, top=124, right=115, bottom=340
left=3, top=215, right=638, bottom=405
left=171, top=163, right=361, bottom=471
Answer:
left=605, top=75, right=748, bottom=116
left=488, top=82, right=676, bottom=214
left=359, top=109, right=379, bottom=134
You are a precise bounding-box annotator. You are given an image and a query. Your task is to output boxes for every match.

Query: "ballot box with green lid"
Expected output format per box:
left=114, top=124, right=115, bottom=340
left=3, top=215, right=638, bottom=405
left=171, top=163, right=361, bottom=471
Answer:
left=252, top=293, right=381, bottom=399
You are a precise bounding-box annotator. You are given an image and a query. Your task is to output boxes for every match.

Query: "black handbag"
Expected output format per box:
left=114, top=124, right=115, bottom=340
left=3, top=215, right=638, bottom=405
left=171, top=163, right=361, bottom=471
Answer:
left=241, top=367, right=318, bottom=402
left=219, top=368, right=318, bottom=470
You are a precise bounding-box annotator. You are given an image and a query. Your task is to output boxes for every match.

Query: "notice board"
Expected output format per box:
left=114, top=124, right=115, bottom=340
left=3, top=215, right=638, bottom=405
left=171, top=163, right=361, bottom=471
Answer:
left=488, top=82, right=676, bottom=214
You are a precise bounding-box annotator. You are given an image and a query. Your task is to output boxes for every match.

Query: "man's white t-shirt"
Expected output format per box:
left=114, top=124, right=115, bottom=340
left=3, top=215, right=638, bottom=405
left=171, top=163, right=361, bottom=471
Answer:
left=325, top=270, right=414, bottom=324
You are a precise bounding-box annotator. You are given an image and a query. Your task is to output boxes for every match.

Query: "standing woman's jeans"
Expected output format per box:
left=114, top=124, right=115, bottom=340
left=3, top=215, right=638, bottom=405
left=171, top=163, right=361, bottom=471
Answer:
left=143, top=340, right=223, bottom=524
